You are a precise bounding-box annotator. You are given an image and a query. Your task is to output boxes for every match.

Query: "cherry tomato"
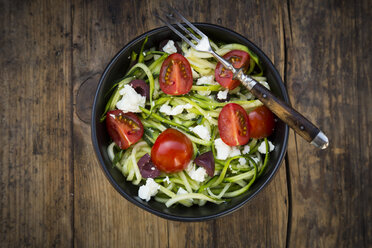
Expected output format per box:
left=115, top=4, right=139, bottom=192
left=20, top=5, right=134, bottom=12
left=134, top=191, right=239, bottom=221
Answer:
left=215, top=50, right=250, bottom=90
left=248, top=106, right=275, bottom=139
left=218, top=103, right=250, bottom=146
left=159, top=53, right=193, bottom=95
left=106, top=110, right=144, bottom=149
left=151, top=128, right=193, bottom=173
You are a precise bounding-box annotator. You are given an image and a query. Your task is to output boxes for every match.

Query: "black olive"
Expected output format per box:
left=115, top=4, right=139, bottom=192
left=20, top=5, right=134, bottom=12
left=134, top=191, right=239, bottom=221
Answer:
left=129, top=79, right=150, bottom=100
left=194, top=151, right=215, bottom=177
left=137, top=153, right=160, bottom=178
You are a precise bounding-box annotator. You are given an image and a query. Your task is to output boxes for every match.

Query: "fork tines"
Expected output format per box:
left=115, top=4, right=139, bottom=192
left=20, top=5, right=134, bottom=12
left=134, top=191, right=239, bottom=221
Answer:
left=155, top=6, right=206, bottom=49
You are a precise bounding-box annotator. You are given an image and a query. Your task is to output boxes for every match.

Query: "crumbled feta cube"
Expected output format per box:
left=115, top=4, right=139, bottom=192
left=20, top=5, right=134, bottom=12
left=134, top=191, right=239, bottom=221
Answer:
left=238, top=157, right=247, bottom=166
left=159, top=103, right=193, bottom=115
left=214, top=138, right=232, bottom=160
left=257, top=141, right=275, bottom=154
left=242, top=145, right=251, bottom=154
left=229, top=146, right=241, bottom=157
left=191, top=68, right=199, bottom=79
left=116, top=84, right=146, bottom=113
left=217, top=89, right=229, bottom=100
left=162, top=40, right=177, bottom=54
left=214, top=138, right=245, bottom=160
left=189, top=125, right=211, bottom=141
left=138, top=178, right=160, bottom=202
left=186, top=163, right=207, bottom=182
left=163, top=176, right=170, bottom=184
left=158, top=104, right=172, bottom=114
left=196, top=75, right=218, bottom=85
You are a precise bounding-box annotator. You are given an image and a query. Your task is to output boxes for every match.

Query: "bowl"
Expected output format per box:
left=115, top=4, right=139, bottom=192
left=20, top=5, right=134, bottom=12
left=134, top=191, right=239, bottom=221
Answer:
left=91, top=23, right=289, bottom=221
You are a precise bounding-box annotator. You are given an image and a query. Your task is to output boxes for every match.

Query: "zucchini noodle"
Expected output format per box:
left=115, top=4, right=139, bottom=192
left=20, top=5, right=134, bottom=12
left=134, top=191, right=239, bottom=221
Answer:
left=103, top=37, right=275, bottom=207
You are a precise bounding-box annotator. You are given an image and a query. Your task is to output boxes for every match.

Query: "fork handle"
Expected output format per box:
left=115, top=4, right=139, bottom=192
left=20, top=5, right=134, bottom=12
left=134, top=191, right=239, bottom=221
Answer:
left=238, top=74, right=329, bottom=149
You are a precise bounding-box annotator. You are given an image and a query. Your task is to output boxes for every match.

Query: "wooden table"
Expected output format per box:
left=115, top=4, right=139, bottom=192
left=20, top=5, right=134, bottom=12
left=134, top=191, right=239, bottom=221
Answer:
left=1, top=0, right=371, bottom=247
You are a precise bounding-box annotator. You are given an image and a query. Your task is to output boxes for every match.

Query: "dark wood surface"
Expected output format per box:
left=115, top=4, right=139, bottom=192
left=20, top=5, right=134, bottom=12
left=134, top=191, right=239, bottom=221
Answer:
left=1, top=0, right=370, bottom=247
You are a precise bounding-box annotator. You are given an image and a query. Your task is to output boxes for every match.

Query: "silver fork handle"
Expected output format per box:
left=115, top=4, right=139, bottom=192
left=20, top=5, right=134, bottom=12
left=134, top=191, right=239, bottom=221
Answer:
left=210, top=50, right=237, bottom=73
left=210, top=52, right=329, bottom=149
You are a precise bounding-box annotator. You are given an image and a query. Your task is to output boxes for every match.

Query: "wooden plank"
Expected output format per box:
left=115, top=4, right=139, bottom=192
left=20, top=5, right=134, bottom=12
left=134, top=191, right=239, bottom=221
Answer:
left=209, top=0, right=289, bottom=246
left=284, top=0, right=372, bottom=247
left=0, top=0, right=73, bottom=247
left=72, top=0, right=288, bottom=247
left=71, top=1, right=169, bottom=247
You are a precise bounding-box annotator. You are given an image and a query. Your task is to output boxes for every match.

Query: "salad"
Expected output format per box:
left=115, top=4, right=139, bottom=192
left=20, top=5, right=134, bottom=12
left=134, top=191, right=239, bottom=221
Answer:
left=102, top=37, right=276, bottom=207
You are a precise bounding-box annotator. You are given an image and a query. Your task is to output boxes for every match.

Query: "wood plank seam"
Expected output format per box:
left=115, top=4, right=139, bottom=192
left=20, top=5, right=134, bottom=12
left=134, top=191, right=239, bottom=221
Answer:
left=283, top=1, right=293, bottom=247
left=284, top=155, right=293, bottom=248
left=70, top=3, right=75, bottom=248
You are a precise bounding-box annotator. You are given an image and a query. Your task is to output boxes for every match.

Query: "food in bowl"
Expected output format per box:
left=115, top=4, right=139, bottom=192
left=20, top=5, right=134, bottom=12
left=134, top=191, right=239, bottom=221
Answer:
left=101, top=36, right=277, bottom=208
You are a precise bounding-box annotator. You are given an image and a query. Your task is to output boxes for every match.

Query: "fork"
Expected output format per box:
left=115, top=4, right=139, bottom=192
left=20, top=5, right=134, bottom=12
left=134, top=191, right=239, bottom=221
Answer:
left=156, top=7, right=329, bottom=149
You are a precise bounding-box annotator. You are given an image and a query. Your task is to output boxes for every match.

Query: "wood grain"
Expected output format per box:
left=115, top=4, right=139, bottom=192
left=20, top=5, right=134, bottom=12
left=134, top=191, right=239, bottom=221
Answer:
left=71, top=1, right=169, bottom=247
left=284, top=0, right=372, bottom=247
left=71, top=0, right=288, bottom=247
left=0, top=0, right=73, bottom=247
left=1, top=0, right=371, bottom=247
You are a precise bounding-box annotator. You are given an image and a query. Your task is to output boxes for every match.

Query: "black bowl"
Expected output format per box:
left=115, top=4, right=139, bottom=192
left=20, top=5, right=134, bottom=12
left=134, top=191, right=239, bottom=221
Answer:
left=91, top=23, right=289, bottom=221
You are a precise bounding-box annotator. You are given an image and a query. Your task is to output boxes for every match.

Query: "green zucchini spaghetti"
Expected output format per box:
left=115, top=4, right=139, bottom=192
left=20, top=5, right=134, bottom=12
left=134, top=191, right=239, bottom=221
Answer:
left=102, top=37, right=276, bottom=207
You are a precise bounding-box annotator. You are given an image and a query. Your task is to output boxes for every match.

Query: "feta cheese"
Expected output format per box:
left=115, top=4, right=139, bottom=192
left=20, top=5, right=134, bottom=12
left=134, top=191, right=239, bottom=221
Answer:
left=163, top=176, right=170, bottom=184
left=242, top=145, right=251, bottom=154
left=217, top=89, right=229, bottom=100
left=214, top=138, right=232, bottom=160
left=238, top=157, right=247, bottom=166
left=215, top=138, right=246, bottom=160
left=229, top=146, right=241, bottom=157
left=189, top=125, right=211, bottom=141
left=162, top=40, right=177, bottom=54
left=138, top=178, right=160, bottom=202
left=159, top=103, right=193, bottom=115
left=186, top=163, right=208, bottom=182
left=196, top=75, right=218, bottom=85
left=257, top=141, right=275, bottom=154
left=116, top=84, right=146, bottom=113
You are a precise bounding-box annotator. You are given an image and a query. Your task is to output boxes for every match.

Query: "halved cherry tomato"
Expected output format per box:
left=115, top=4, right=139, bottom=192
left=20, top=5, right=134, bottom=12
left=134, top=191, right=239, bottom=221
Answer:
left=159, top=53, right=193, bottom=95
left=218, top=103, right=250, bottom=146
left=215, top=50, right=250, bottom=90
left=106, top=110, right=144, bottom=149
left=151, top=128, right=193, bottom=173
left=248, top=106, right=275, bottom=139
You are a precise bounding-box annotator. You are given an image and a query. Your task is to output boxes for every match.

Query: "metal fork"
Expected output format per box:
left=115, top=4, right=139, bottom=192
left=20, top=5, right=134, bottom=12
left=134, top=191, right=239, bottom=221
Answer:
left=156, top=7, right=329, bottom=149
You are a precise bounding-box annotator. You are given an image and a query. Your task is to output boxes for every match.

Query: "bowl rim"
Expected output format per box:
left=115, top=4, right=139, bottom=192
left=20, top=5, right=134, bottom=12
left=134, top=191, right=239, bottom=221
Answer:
left=91, top=23, right=289, bottom=221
